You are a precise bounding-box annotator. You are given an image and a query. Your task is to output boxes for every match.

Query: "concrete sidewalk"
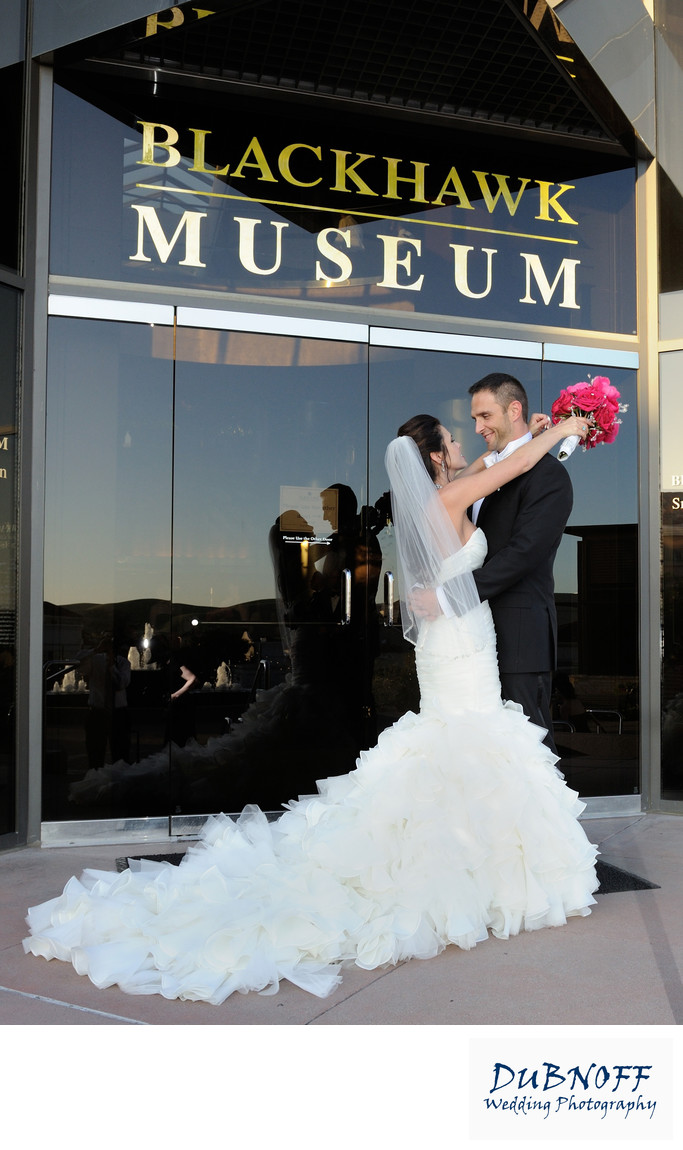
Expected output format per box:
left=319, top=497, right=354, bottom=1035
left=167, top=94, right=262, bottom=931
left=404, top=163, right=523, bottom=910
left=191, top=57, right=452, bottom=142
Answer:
left=1, top=813, right=681, bottom=1025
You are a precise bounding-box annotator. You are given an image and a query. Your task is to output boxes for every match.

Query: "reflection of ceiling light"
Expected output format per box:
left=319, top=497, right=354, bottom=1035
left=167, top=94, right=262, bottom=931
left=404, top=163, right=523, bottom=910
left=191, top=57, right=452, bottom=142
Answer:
left=142, top=637, right=149, bottom=648
left=192, top=618, right=199, bottom=626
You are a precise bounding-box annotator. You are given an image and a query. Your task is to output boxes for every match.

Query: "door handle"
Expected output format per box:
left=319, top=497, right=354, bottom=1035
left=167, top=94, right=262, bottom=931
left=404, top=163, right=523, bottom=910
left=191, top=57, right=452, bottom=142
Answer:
left=384, top=571, right=394, bottom=626
left=341, top=568, right=352, bottom=625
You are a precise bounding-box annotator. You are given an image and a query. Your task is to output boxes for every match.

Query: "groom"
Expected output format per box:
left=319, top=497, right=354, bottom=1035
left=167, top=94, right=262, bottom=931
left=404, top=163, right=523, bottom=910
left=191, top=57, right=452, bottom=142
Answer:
left=469, top=372, right=573, bottom=754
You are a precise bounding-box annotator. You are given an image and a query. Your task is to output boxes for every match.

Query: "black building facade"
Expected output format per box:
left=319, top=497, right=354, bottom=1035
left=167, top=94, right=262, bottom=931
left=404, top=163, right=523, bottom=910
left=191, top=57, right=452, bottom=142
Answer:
left=2, top=0, right=682, bottom=851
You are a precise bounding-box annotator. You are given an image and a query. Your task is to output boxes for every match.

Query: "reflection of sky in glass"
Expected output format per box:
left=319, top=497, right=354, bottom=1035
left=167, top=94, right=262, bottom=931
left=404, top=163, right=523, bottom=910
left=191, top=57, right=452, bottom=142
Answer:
left=172, top=337, right=367, bottom=608
left=44, top=318, right=174, bottom=606
left=45, top=321, right=368, bottom=607
left=45, top=321, right=638, bottom=611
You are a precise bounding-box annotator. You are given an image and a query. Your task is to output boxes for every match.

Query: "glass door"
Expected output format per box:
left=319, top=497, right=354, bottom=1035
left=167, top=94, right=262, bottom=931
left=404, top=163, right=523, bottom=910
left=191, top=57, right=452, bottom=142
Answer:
left=43, top=313, right=174, bottom=826
left=542, top=360, right=639, bottom=800
left=368, top=343, right=640, bottom=801
left=169, top=324, right=373, bottom=826
left=367, top=344, right=543, bottom=735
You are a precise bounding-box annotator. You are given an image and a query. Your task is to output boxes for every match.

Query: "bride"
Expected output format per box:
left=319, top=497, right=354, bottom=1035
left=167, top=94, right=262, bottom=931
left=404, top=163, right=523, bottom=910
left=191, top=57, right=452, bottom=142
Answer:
left=24, top=411, right=597, bottom=1004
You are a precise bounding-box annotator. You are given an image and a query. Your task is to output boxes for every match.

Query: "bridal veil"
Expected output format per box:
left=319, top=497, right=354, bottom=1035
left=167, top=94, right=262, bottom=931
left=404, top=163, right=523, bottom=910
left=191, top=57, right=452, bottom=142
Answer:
left=384, top=435, right=480, bottom=644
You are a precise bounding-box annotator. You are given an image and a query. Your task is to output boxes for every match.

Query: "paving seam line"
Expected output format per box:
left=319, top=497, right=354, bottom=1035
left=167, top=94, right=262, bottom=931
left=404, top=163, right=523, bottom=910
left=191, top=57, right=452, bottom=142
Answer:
left=0, top=984, right=148, bottom=1023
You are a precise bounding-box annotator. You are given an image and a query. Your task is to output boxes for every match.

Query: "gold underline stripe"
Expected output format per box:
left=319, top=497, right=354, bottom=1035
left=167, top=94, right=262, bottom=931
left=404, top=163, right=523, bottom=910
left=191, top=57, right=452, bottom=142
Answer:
left=135, top=184, right=578, bottom=245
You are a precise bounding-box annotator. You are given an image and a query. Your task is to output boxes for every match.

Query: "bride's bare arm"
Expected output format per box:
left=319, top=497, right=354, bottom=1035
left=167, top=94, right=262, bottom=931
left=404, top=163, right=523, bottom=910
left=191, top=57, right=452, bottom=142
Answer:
left=456, top=414, right=549, bottom=478
left=441, top=415, right=587, bottom=521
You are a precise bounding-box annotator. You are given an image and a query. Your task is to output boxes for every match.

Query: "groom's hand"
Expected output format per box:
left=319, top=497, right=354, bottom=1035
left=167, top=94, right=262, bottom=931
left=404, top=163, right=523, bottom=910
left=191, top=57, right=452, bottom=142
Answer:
left=409, top=586, right=441, bottom=619
left=529, top=412, right=551, bottom=437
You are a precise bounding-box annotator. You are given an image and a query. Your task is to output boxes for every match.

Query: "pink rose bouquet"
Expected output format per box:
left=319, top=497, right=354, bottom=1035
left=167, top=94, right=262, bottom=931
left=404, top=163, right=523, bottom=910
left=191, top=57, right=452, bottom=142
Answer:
left=551, top=376, right=624, bottom=460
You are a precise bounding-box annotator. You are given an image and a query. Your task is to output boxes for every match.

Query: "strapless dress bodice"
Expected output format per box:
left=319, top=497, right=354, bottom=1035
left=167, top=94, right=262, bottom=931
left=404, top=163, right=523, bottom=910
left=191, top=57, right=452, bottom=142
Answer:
left=438, top=526, right=487, bottom=580
left=417, top=529, right=501, bottom=715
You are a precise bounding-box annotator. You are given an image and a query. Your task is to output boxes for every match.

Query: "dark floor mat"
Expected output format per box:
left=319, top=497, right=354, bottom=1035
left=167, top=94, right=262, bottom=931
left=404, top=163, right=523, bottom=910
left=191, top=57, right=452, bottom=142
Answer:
left=594, top=859, right=659, bottom=893
left=116, top=852, right=186, bottom=872
left=116, top=854, right=659, bottom=893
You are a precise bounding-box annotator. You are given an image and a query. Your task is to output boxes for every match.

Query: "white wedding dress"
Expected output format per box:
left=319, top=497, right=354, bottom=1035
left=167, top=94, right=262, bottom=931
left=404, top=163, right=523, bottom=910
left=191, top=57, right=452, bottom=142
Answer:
left=24, top=529, right=598, bottom=1004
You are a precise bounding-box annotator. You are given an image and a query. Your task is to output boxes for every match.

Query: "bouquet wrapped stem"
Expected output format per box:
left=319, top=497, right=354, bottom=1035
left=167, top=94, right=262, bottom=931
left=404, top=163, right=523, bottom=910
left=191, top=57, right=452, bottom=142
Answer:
left=558, top=433, right=580, bottom=461
left=551, top=376, right=626, bottom=461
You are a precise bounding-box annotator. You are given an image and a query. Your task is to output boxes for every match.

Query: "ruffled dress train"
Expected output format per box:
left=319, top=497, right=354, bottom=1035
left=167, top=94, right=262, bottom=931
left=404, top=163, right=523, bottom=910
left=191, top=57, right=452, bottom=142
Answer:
left=24, top=530, right=598, bottom=1003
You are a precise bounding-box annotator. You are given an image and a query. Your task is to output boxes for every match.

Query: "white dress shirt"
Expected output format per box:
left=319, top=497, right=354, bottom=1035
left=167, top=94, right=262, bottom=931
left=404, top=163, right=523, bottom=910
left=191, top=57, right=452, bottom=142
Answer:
left=471, top=430, right=532, bottom=525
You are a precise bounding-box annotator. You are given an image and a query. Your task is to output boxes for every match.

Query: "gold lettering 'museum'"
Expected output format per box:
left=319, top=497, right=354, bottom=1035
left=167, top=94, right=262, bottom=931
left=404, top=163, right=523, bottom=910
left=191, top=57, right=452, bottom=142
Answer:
left=129, top=121, right=583, bottom=309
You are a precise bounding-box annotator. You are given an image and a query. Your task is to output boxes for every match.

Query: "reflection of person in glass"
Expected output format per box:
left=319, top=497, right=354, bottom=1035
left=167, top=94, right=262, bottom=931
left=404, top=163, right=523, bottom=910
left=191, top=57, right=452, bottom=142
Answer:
left=26, top=412, right=598, bottom=1005
left=77, top=633, right=131, bottom=769
left=210, top=483, right=383, bottom=799
left=552, top=672, right=590, bottom=733
left=69, top=643, right=204, bottom=811
left=171, top=664, right=197, bottom=700
left=167, top=654, right=201, bottom=748
left=320, top=483, right=382, bottom=743
left=272, top=483, right=381, bottom=749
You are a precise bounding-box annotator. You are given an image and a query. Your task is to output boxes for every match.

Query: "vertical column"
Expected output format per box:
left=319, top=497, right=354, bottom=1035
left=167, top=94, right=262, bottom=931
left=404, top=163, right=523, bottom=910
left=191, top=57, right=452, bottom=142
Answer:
left=637, top=155, right=661, bottom=808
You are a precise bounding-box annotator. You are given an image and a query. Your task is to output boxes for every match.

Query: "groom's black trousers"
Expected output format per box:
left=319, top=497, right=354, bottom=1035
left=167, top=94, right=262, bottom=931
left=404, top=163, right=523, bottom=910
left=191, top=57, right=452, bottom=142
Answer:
left=499, top=670, right=557, bottom=756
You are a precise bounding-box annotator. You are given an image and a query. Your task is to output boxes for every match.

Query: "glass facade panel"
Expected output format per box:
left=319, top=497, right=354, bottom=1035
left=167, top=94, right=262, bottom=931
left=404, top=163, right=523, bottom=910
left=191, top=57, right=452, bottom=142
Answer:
left=660, top=350, right=683, bottom=800
left=51, top=73, right=636, bottom=334
left=542, top=361, right=639, bottom=797
left=369, top=346, right=543, bottom=728
left=43, top=319, right=380, bottom=822
left=370, top=348, right=640, bottom=797
left=0, top=61, right=23, bottom=272
left=43, top=317, right=174, bottom=820
left=367, top=345, right=538, bottom=731
left=170, top=329, right=373, bottom=815
left=0, top=285, right=19, bottom=836
left=658, top=166, right=683, bottom=294
left=42, top=323, right=641, bottom=826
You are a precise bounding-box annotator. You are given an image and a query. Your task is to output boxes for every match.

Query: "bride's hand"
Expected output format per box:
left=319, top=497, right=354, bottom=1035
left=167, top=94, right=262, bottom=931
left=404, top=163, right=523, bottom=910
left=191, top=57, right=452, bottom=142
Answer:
left=409, top=586, right=441, bottom=620
left=529, top=412, right=551, bottom=437
left=560, top=415, right=590, bottom=440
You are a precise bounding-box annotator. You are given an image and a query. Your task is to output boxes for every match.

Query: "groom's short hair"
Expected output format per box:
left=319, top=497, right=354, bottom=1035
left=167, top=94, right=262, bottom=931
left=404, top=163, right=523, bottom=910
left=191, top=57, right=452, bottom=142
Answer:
left=469, top=372, right=529, bottom=423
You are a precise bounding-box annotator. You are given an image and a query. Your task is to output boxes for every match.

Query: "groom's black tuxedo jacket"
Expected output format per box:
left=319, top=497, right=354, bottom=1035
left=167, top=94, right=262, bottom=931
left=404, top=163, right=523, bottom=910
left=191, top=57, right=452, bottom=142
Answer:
left=473, top=454, right=573, bottom=674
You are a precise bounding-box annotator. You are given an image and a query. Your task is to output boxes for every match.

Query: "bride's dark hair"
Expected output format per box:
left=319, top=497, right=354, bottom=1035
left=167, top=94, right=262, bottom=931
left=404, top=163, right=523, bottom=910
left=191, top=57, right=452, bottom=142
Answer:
left=397, top=414, right=444, bottom=481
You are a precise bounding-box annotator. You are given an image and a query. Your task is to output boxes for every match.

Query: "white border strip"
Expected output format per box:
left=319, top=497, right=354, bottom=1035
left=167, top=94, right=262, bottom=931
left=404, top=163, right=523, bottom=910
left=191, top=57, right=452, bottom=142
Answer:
left=544, top=343, right=639, bottom=368
left=40, top=817, right=172, bottom=847
left=370, top=326, right=543, bottom=359
left=177, top=306, right=369, bottom=343
left=46, top=298, right=641, bottom=370
left=48, top=295, right=174, bottom=325
left=580, top=794, right=643, bottom=818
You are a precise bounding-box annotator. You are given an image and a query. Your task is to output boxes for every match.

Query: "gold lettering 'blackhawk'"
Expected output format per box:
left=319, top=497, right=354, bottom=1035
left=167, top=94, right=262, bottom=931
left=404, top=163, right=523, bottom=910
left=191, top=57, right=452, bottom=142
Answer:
left=136, top=121, right=579, bottom=225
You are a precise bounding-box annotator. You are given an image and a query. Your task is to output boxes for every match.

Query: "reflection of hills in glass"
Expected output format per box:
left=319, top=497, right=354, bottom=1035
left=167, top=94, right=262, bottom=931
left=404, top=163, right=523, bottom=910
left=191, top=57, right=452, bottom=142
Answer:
left=44, top=597, right=281, bottom=664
